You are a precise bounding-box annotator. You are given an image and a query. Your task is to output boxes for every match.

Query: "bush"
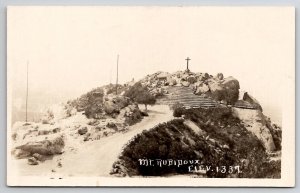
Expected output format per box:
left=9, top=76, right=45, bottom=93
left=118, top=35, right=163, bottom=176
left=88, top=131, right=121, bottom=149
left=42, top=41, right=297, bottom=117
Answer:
left=173, top=107, right=185, bottom=117
left=117, top=119, right=236, bottom=177
left=171, top=103, right=185, bottom=117
left=70, top=87, right=104, bottom=118
left=124, top=108, right=142, bottom=126
left=124, top=82, right=156, bottom=110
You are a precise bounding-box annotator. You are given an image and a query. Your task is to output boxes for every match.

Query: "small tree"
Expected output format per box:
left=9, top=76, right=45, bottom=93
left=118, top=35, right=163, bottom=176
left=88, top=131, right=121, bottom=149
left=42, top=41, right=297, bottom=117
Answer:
left=136, top=90, right=156, bottom=110
left=125, top=82, right=156, bottom=110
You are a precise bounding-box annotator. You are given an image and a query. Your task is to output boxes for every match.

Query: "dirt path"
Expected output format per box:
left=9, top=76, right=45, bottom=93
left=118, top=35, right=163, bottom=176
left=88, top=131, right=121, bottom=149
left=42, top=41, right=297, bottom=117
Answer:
left=13, top=105, right=173, bottom=177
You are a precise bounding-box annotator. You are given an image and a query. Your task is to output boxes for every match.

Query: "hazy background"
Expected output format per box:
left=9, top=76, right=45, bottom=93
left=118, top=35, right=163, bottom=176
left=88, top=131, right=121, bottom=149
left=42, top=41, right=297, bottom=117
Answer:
left=7, top=6, right=295, bottom=125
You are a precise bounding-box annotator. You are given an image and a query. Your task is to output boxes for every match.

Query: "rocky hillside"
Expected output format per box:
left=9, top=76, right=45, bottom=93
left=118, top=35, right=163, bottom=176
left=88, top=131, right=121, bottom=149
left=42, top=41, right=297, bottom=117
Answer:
left=11, top=69, right=281, bottom=177
left=139, top=71, right=240, bottom=105
left=11, top=83, right=146, bottom=166
left=111, top=107, right=281, bottom=178
left=136, top=70, right=280, bottom=152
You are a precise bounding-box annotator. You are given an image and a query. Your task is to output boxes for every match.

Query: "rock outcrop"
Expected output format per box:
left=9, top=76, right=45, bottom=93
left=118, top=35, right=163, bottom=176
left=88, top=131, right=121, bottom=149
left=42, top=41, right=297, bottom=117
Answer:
left=242, top=92, right=263, bottom=111
left=232, top=108, right=276, bottom=152
left=139, top=71, right=240, bottom=105
left=15, top=135, right=65, bottom=156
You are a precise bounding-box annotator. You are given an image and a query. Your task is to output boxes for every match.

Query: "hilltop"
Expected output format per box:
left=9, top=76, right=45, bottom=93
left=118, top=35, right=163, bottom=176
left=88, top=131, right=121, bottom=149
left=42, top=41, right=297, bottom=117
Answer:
left=10, top=70, right=281, bottom=178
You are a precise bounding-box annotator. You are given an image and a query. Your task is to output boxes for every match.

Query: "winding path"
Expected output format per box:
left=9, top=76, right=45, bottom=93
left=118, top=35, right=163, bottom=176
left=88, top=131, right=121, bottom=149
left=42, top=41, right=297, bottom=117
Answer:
left=13, top=105, right=173, bottom=177
left=61, top=105, right=173, bottom=176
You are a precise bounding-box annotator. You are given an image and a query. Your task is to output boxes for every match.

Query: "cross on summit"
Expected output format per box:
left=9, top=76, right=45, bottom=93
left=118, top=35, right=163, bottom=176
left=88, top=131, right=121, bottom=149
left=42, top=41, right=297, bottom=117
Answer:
left=185, top=57, right=191, bottom=72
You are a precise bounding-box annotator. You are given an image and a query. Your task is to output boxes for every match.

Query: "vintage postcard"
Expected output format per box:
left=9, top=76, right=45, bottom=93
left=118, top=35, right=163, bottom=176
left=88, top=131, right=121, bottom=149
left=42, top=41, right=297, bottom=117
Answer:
left=7, top=6, right=295, bottom=187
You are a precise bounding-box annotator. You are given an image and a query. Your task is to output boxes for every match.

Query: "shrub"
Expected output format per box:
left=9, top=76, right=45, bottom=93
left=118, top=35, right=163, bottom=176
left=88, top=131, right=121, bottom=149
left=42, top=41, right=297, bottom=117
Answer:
left=124, top=82, right=156, bottom=110
left=124, top=108, right=143, bottom=126
left=171, top=103, right=185, bottom=117
left=116, top=119, right=236, bottom=177
left=115, top=107, right=280, bottom=178
left=71, top=87, right=104, bottom=118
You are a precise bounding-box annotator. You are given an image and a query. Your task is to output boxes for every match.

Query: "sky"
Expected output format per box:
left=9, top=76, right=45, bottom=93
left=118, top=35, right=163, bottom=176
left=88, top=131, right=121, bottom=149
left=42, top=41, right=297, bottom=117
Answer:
left=7, top=6, right=295, bottom=123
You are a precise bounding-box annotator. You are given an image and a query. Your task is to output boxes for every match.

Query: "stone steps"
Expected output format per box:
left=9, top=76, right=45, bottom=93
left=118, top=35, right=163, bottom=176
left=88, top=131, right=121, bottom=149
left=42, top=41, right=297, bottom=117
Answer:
left=157, top=86, right=259, bottom=110
left=156, top=86, right=218, bottom=108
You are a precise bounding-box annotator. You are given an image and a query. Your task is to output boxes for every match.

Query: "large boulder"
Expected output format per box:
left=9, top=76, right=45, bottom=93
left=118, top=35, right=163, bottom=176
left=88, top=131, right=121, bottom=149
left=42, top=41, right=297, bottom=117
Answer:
left=157, top=72, right=170, bottom=79
left=221, top=77, right=240, bottom=104
left=186, top=76, right=196, bottom=84
left=104, top=101, right=120, bottom=115
left=208, top=77, right=240, bottom=104
left=14, top=136, right=65, bottom=156
left=207, top=80, right=224, bottom=100
left=166, top=77, right=177, bottom=86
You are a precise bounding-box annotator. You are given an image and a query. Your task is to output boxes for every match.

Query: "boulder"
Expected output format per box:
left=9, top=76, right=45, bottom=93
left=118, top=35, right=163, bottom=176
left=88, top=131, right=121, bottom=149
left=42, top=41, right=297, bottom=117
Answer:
left=157, top=72, right=170, bottom=79
left=151, top=88, right=165, bottom=97
left=181, top=74, right=189, bottom=81
left=187, top=76, right=196, bottom=84
left=193, top=81, right=203, bottom=87
left=15, top=136, right=65, bottom=156
left=207, top=80, right=224, bottom=100
left=216, top=73, right=224, bottom=80
left=195, top=83, right=210, bottom=95
left=232, top=108, right=276, bottom=152
left=78, top=127, right=88, bottom=135
left=141, top=111, right=149, bottom=116
left=106, top=122, right=117, bottom=129
left=242, top=92, right=263, bottom=111
left=208, top=77, right=239, bottom=104
left=181, top=81, right=190, bottom=87
left=222, top=77, right=240, bottom=89
left=167, top=78, right=177, bottom=86
left=203, top=73, right=210, bottom=80
left=104, top=101, right=119, bottom=115
left=52, top=127, right=61, bottom=133
left=221, top=77, right=240, bottom=104
left=28, top=157, right=39, bottom=165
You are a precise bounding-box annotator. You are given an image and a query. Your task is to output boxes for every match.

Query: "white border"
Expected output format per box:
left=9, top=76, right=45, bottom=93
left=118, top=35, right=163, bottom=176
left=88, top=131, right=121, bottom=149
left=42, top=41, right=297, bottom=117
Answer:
left=6, top=6, right=295, bottom=187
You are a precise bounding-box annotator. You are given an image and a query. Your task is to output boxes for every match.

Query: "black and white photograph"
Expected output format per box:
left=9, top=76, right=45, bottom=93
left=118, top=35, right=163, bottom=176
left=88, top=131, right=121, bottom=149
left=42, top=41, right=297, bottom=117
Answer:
left=6, top=6, right=295, bottom=187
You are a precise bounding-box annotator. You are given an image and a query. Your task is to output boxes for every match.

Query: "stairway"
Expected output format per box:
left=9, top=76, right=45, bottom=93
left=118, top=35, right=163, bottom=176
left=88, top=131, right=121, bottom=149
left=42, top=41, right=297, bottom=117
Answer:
left=156, top=86, right=218, bottom=109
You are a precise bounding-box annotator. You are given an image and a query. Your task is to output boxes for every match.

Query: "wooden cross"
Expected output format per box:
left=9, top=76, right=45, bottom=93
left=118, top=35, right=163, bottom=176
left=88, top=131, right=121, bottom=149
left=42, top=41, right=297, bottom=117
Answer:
left=185, top=57, right=191, bottom=71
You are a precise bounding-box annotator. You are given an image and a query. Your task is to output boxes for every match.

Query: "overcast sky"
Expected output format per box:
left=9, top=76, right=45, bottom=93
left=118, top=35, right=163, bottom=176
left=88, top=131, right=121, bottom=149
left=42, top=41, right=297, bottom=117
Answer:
left=7, top=6, right=295, bottom=122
